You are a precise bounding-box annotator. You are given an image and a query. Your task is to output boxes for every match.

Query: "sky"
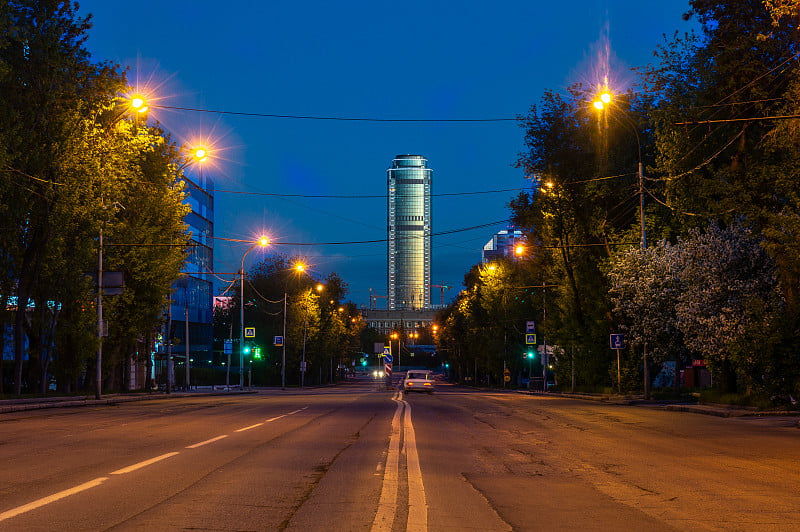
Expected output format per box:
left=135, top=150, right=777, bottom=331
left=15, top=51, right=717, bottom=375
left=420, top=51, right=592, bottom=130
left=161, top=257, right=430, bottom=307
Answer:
left=76, top=0, right=696, bottom=308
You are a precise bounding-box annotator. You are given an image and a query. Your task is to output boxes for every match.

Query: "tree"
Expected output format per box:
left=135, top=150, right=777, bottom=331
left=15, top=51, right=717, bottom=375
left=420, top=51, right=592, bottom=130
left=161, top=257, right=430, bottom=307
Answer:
left=608, top=242, right=686, bottom=393
left=675, top=222, right=783, bottom=394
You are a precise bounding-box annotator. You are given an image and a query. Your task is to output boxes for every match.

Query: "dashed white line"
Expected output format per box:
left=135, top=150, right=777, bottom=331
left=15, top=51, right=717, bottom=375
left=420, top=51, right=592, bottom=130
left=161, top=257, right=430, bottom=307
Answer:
left=186, top=435, right=229, bottom=449
left=235, top=422, right=265, bottom=432
left=110, top=452, right=180, bottom=475
left=0, top=477, right=108, bottom=522
left=266, top=406, right=308, bottom=422
left=0, top=406, right=309, bottom=523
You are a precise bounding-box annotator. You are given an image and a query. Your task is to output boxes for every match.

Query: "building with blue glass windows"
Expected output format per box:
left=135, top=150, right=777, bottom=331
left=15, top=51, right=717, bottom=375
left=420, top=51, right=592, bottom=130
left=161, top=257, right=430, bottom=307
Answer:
left=387, top=154, right=432, bottom=310
left=163, top=169, right=214, bottom=373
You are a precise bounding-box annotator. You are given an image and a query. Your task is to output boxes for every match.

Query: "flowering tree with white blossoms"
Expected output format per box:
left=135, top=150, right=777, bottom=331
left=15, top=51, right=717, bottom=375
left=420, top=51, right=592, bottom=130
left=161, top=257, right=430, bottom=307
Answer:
left=608, top=241, right=685, bottom=393
left=674, top=223, right=783, bottom=393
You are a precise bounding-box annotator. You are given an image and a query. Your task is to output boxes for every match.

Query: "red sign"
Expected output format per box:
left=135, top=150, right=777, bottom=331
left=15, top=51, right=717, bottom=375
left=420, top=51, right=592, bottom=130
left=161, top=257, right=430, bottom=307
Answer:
left=692, top=359, right=706, bottom=367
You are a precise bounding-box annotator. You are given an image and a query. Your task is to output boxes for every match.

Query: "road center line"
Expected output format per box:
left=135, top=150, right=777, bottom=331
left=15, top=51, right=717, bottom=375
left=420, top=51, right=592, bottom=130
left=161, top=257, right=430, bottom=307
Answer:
left=403, top=399, right=428, bottom=531
left=186, top=435, right=228, bottom=449
left=372, top=392, right=404, bottom=531
left=0, top=477, right=108, bottom=522
left=235, top=422, right=264, bottom=432
left=110, top=452, right=180, bottom=475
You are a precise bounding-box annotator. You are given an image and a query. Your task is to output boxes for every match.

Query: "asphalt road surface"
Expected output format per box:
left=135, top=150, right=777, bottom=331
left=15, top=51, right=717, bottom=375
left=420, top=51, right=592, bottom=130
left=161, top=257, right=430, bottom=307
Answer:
left=0, top=379, right=798, bottom=531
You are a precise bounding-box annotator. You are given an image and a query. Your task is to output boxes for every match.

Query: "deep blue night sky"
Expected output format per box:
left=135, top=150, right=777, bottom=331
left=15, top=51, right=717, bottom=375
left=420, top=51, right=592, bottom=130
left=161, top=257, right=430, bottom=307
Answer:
left=77, top=0, right=695, bottom=307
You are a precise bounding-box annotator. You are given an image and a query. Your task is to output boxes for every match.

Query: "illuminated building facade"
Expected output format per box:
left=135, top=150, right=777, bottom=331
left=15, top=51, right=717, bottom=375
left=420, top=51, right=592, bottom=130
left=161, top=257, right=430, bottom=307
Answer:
left=388, top=154, right=432, bottom=310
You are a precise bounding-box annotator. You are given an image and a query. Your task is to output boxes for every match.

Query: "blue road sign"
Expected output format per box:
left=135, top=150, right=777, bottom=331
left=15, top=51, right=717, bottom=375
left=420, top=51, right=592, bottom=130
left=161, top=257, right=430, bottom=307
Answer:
left=526, top=320, right=536, bottom=334
left=245, top=327, right=256, bottom=338
left=610, top=334, right=625, bottom=349
left=384, top=354, right=393, bottom=364
left=273, top=336, right=284, bottom=347
left=526, top=333, right=536, bottom=345
left=224, top=340, right=233, bottom=355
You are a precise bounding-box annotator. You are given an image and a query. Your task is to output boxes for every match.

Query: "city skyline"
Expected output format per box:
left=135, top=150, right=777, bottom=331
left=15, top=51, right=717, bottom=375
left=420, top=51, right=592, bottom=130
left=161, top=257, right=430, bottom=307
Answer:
left=76, top=0, right=696, bottom=307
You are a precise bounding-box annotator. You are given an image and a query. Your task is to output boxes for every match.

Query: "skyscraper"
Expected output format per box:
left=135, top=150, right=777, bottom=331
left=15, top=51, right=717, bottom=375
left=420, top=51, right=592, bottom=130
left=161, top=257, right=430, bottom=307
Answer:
left=388, top=154, right=432, bottom=310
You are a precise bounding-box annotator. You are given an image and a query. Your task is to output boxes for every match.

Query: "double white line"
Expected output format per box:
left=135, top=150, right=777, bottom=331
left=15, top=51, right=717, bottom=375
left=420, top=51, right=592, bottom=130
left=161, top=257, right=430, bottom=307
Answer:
left=372, top=391, right=428, bottom=531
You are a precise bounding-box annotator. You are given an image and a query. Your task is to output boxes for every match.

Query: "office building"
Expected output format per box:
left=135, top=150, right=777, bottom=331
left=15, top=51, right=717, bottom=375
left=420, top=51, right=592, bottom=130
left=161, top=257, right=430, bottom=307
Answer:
left=482, top=228, right=524, bottom=263
left=388, top=154, right=432, bottom=310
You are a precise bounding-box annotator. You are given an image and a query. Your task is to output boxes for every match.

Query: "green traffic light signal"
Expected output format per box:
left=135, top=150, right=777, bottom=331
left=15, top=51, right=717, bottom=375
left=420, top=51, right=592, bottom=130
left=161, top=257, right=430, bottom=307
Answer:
left=244, top=345, right=251, bottom=355
left=253, top=346, right=262, bottom=359
left=526, top=351, right=535, bottom=359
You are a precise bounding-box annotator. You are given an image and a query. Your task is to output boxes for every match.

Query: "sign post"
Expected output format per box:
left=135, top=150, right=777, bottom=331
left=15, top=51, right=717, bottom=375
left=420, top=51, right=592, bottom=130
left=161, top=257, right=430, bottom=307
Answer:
left=610, top=334, right=625, bottom=394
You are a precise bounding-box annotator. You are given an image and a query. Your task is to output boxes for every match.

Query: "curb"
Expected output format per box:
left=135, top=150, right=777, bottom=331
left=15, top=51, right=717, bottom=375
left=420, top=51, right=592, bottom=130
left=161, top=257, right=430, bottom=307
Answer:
left=0, top=390, right=256, bottom=414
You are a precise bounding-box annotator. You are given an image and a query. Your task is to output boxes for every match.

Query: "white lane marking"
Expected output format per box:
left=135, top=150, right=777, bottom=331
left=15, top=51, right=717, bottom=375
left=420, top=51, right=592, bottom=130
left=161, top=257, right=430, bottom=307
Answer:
left=0, top=406, right=310, bottom=521
left=235, top=422, right=264, bottom=432
left=403, top=399, right=428, bottom=531
left=0, top=477, right=108, bottom=522
left=186, top=435, right=228, bottom=449
left=266, top=406, right=308, bottom=422
left=110, top=452, right=180, bottom=475
left=371, top=392, right=404, bottom=531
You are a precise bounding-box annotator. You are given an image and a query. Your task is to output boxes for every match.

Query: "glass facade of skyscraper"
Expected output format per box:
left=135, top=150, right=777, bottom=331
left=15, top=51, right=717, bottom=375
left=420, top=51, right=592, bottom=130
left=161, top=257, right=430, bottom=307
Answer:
left=167, top=170, right=214, bottom=362
left=388, top=155, right=431, bottom=310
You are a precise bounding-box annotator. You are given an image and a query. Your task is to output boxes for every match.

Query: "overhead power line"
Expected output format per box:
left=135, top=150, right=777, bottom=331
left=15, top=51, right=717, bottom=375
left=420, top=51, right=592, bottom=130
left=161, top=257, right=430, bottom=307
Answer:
left=213, top=219, right=511, bottom=247
left=212, top=187, right=528, bottom=199
left=155, top=105, right=520, bottom=123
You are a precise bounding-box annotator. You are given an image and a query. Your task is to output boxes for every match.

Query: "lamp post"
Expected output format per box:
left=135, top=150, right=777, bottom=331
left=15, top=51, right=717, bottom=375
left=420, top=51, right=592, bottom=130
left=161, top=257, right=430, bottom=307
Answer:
left=240, top=236, right=270, bottom=389
left=592, top=90, right=646, bottom=250
left=390, top=332, right=399, bottom=369
left=300, top=282, right=324, bottom=388
left=593, top=89, right=649, bottom=397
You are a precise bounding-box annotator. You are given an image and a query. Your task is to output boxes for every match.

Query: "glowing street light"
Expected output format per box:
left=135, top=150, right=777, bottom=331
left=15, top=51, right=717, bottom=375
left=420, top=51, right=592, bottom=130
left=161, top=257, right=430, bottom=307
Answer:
left=129, top=94, right=149, bottom=113
left=191, top=146, right=209, bottom=163
left=592, top=86, right=650, bottom=397
left=591, top=88, right=645, bottom=250
left=240, top=236, right=270, bottom=389
left=300, top=281, right=324, bottom=388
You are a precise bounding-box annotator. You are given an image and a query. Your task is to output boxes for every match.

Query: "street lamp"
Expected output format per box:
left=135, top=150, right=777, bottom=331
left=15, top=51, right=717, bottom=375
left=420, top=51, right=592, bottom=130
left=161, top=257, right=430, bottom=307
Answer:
left=95, top=92, right=159, bottom=399
left=593, top=88, right=650, bottom=397
left=591, top=89, right=646, bottom=250
left=390, top=332, right=399, bottom=368
left=280, top=261, right=307, bottom=390
left=240, top=236, right=270, bottom=389
left=300, top=281, right=324, bottom=388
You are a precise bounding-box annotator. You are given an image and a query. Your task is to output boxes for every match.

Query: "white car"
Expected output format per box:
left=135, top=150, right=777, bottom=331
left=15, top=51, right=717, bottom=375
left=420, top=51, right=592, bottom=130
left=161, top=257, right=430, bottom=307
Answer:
left=403, top=371, right=435, bottom=393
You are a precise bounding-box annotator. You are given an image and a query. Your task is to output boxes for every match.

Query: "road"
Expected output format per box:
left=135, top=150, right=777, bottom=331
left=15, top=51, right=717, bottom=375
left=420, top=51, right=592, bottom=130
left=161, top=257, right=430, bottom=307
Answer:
left=0, top=380, right=798, bottom=531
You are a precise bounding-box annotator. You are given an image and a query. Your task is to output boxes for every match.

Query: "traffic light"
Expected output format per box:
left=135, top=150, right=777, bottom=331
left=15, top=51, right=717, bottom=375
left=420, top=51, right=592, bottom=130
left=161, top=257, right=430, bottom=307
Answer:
left=526, top=351, right=535, bottom=359
left=243, top=344, right=251, bottom=355
left=253, top=346, right=262, bottom=360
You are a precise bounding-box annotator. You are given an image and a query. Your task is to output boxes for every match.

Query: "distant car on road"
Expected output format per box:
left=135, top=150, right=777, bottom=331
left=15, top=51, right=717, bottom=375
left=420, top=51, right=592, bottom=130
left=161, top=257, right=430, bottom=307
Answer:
left=403, top=370, right=435, bottom=393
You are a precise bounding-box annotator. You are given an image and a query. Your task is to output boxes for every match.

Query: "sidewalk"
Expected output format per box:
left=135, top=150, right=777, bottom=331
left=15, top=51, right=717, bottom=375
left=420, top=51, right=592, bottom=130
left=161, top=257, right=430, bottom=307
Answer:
left=0, top=387, right=256, bottom=414
left=523, top=390, right=800, bottom=421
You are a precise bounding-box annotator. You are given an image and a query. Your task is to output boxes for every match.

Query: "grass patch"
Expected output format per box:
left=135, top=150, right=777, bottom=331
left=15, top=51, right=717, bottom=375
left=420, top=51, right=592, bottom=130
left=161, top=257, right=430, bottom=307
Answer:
left=697, top=389, right=773, bottom=410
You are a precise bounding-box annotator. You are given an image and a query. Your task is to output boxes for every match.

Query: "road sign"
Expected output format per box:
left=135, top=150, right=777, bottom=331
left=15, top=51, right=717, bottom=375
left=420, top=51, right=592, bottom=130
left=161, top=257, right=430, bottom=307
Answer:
left=383, top=346, right=391, bottom=356
left=223, top=340, right=232, bottom=355
left=244, top=327, right=256, bottom=338
left=384, top=363, right=392, bottom=376
left=610, top=334, right=625, bottom=349
left=384, top=354, right=393, bottom=364
left=273, top=336, right=283, bottom=346
left=526, top=320, right=536, bottom=334
left=504, top=375, right=511, bottom=382
left=526, top=333, right=536, bottom=345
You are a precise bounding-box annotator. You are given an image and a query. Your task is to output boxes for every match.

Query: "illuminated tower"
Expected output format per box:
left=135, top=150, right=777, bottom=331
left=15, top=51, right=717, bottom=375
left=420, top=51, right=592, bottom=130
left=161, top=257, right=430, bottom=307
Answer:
left=388, top=154, right=432, bottom=310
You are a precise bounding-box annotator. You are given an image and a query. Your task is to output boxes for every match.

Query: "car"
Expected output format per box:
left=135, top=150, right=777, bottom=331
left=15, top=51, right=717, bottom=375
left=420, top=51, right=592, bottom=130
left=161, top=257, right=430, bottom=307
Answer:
left=403, top=370, right=435, bottom=393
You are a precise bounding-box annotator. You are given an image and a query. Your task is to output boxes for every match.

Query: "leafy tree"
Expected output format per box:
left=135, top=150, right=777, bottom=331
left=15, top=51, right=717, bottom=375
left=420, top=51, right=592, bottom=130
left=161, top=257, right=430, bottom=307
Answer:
left=674, top=222, right=783, bottom=394
left=608, top=241, right=686, bottom=393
